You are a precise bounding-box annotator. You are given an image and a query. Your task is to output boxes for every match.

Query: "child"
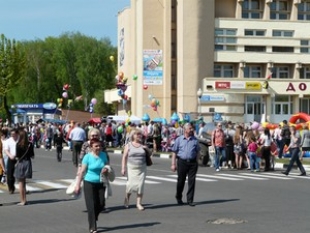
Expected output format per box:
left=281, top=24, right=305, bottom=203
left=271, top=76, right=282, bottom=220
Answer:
left=248, top=136, right=259, bottom=172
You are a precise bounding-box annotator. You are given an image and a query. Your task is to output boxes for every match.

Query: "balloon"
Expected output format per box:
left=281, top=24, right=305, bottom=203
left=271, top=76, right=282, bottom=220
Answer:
left=127, top=110, right=132, bottom=117
left=251, top=121, right=260, bottom=130
left=117, top=126, right=123, bottom=133
left=171, top=120, right=176, bottom=125
left=262, top=122, right=268, bottom=128
left=142, top=113, right=150, bottom=122
left=62, top=92, right=68, bottom=98
left=150, top=102, right=156, bottom=107
left=109, top=55, right=114, bottom=62
left=63, top=84, right=70, bottom=90
left=123, top=95, right=128, bottom=100
left=123, top=77, right=128, bottom=83
left=91, top=98, right=97, bottom=105
left=151, top=98, right=156, bottom=104
left=57, top=98, right=60, bottom=103
left=148, top=94, right=153, bottom=100
left=115, top=75, right=120, bottom=82
left=133, top=74, right=138, bottom=80
left=117, top=89, right=123, bottom=96
left=143, top=85, right=148, bottom=90
left=152, top=106, right=157, bottom=111
left=156, top=100, right=160, bottom=106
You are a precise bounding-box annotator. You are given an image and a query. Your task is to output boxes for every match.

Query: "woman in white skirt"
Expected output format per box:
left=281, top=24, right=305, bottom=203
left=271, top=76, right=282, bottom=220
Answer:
left=121, top=129, right=147, bottom=210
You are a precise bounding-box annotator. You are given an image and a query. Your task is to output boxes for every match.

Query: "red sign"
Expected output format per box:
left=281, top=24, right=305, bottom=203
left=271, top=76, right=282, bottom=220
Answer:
left=215, top=81, right=230, bottom=89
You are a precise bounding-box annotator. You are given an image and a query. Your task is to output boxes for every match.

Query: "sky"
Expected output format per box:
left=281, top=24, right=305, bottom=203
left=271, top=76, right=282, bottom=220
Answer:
left=0, top=0, right=130, bottom=46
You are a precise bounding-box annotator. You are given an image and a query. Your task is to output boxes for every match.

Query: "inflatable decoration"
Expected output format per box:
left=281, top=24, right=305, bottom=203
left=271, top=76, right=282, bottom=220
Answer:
left=289, top=112, right=310, bottom=130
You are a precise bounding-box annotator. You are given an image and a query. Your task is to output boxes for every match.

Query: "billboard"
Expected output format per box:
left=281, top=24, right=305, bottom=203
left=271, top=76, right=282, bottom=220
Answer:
left=143, top=49, right=163, bottom=85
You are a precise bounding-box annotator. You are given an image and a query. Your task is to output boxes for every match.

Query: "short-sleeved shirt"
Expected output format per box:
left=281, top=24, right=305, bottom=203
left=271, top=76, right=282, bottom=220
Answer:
left=171, top=135, right=200, bottom=160
left=82, top=151, right=108, bottom=183
left=4, top=137, right=18, bottom=159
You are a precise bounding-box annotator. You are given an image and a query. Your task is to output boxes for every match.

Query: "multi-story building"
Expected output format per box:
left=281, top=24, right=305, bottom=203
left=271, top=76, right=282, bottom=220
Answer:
left=104, top=0, right=310, bottom=124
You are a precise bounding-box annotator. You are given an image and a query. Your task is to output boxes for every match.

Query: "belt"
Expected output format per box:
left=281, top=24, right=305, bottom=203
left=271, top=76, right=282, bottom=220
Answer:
left=178, top=158, right=197, bottom=163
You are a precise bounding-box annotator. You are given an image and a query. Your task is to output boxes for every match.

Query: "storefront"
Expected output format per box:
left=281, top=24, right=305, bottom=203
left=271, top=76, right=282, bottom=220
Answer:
left=201, top=79, right=309, bottom=124
left=11, top=102, right=61, bottom=124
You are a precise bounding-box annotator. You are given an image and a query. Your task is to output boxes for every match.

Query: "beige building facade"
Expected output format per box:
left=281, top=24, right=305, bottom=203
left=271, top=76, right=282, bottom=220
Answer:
left=104, top=0, right=310, bottom=124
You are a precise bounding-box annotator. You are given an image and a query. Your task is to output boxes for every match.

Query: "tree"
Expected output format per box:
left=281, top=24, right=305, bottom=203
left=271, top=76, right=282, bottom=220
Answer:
left=0, top=34, right=26, bottom=123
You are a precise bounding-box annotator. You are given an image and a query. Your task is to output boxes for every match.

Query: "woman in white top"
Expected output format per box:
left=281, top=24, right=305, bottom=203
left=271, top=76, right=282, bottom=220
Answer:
left=259, top=128, right=272, bottom=171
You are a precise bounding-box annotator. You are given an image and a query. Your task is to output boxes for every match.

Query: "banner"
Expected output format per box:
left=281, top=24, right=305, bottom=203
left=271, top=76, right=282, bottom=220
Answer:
left=143, top=50, right=163, bottom=85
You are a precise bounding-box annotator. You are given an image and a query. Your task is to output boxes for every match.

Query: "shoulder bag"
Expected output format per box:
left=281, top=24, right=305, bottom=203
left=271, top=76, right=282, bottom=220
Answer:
left=144, top=147, right=153, bottom=166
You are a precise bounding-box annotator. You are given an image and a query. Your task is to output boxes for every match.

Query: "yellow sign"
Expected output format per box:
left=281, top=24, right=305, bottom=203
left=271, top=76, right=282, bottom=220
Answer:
left=245, top=82, right=261, bottom=90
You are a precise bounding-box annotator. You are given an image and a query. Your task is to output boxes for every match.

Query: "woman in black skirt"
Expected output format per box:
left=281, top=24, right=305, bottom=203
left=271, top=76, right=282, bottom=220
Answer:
left=14, top=129, right=34, bottom=205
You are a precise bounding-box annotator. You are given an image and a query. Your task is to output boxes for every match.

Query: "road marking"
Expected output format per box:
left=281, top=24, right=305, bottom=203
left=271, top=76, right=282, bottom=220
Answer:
left=264, top=173, right=310, bottom=179
left=59, top=179, right=75, bottom=184
left=216, top=174, right=268, bottom=180
left=35, top=180, right=68, bottom=189
left=196, top=174, right=243, bottom=181
left=147, top=176, right=177, bottom=182
left=168, top=174, right=217, bottom=182
left=238, top=173, right=293, bottom=180
left=14, top=184, right=42, bottom=192
left=117, top=177, right=160, bottom=184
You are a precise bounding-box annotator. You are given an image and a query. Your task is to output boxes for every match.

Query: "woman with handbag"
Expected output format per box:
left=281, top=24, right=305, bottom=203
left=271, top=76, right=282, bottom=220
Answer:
left=121, top=129, right=148, bottom=211
left=74, top=138, right=109, bottom=233
left=14, top=129, right=34, bottom=206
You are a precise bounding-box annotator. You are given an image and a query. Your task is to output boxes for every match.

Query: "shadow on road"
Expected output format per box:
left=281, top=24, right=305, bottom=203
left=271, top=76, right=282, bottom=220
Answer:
left=98, top=222, right=161, bottom=232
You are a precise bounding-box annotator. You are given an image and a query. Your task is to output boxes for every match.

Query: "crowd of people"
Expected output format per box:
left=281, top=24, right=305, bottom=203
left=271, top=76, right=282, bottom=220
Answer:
left=1, top=118, right=309, bottom=232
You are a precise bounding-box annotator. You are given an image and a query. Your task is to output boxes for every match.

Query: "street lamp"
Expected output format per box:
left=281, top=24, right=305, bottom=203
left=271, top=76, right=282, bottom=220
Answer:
left=197, top=88, right=202, bottom=117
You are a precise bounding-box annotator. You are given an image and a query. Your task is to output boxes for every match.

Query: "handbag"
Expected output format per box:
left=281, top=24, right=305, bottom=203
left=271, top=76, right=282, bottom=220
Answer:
left=66, top=176, right=83, bottom=199
left=144, top=147, right=153, bottom=166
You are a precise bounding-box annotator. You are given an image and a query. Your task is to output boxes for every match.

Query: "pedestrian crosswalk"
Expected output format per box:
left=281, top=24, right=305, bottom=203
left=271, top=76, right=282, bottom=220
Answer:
left=0, top=172, right=308, bottom=194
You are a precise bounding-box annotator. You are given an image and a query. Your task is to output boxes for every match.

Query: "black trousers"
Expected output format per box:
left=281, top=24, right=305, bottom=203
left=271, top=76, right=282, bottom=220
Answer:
left=176, top=159, right=198, bottom=203
left=261, top=146, right=271, bottom=171
left=6, top=158, right=16, bottom=192
left=83, top=180, right=105, bottom=231
left=72, top=141, right=83, bottom=167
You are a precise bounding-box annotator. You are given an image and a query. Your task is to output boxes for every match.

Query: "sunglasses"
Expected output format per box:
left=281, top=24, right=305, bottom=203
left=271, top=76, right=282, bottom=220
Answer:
left=91, top=134, right=99, bottom=137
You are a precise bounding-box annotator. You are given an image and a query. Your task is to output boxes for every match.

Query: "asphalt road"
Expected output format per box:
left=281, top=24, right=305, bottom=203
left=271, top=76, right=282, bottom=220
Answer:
left=0, top=148, right=309, bottom=233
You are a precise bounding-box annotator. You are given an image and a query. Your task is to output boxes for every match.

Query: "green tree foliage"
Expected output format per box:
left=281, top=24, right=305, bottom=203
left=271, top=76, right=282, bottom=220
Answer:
left=0, top=34, right=26, bottom=122
left=5, top=32, right=117, bottom=120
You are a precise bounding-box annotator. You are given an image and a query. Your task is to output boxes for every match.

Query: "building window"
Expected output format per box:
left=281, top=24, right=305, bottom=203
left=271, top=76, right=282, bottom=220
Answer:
left=242, top=0, right=262, bottom=19
left=300, top=40, right=310, bottom=53
left=214, top=64, right=234, bottom=78
left=244, top=29, right=265, bottom=36
left=272, top=30, right=294, bottom=37
left=299, top=98, right=310, bottom=113
left=271, top=66, right=290, bottom=79
left=298, top=0, right=310, bottom=20
left=300, top=67, right=310, bottom=79
left=270, top=0, right=290, bottom=20
left=245, top=46, right=266, bottom=52
left=215, top=29, right=237, bottom=51
left=273, top=96, right=292, bottom=115
left=272, top=46, right=294, bottom=53
left=244, top=66, right=262, bottom=78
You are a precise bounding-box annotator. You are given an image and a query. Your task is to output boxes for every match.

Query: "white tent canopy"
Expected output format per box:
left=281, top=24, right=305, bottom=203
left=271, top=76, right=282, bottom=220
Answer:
left=107, top=115, right=141, bottom=124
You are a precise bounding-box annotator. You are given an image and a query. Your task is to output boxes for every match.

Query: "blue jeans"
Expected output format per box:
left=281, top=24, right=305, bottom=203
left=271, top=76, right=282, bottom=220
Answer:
left=215, top=146, right=226, bottom=169
left=249, top=152, right=259, bottom=171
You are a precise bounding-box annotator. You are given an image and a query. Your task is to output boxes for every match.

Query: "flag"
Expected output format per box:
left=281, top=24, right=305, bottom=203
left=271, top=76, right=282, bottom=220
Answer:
left=267, top=73, right=272, bottom=79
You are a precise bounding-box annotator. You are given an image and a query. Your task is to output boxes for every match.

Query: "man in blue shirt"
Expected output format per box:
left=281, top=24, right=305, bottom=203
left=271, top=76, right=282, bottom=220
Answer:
left=171, top=123, right=200, bottom=206
left=69, top=122, right=86, bottom=167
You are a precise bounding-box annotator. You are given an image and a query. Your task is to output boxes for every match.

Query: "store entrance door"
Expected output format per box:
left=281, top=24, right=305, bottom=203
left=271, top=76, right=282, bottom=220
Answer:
left=244, top=95, right=264, bottom=123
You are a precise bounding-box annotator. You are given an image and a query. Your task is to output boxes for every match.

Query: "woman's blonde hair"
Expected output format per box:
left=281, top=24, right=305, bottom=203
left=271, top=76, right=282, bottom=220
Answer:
left=88, top=128, right=100, bottom=139
left=130, top=128, right=143, bottom=142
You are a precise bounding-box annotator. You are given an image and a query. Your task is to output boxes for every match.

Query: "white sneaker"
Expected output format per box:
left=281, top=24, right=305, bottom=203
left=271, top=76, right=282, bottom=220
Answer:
left=216, top=169, right=220, bottom=172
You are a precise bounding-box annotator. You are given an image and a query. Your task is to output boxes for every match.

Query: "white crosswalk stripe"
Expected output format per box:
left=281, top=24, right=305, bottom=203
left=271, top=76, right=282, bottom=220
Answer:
left=0, top=172, right=309, bottom=194
left=215, top=174, right=268, bottom=180
left=168, top=174, right=217, bottom=182
left=238, top=173, right=294, bottom=180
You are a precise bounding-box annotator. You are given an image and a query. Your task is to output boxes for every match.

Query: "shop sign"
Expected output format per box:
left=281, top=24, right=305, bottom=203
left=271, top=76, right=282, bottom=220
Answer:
left=215, top=81, right=230, bottom=89
left=43, top=102, right=57, bottom=110
left=201, top=95, right=225, bottom=102
left=245, top=82, right=261, bottom=90
left=14, top=104, right=40, bottom=109
left=231, top=81, right=245, bottom=89
left=286, top=82, right=307, bottom=92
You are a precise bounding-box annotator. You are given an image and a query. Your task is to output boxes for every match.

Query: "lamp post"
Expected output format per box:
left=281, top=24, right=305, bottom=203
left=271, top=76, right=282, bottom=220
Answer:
left=197, top=88, right=202, bottom=117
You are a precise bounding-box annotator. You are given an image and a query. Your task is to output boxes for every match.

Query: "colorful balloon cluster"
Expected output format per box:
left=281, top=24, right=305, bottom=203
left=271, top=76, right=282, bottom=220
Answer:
left=88, top=98, right=97, bottom=113
left=116, top=71, right=129, bottom=105
left=57, top=84, right=72, bottom=108
left=148, top=94, right=160, bottom=111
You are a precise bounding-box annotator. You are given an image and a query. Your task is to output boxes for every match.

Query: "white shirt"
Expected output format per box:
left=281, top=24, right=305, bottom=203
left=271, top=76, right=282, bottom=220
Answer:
left=4, top=137, right=18, bottom=159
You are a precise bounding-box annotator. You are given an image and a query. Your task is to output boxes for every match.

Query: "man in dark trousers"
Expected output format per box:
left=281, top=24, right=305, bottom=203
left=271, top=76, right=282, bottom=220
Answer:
left=171, top=123, right=200, bottom=206
left=69, top=122, right=86, bottom=167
